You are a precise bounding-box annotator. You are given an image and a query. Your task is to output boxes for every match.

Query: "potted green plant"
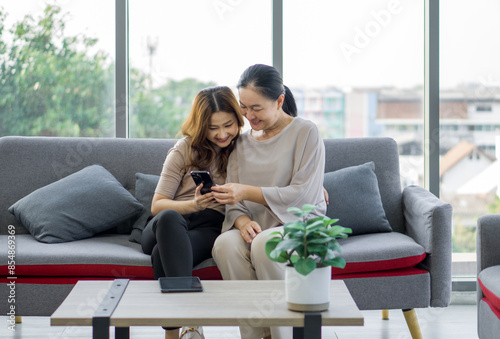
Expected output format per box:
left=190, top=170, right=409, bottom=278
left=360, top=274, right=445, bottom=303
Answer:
left=265, top=204, right=352, bottom=311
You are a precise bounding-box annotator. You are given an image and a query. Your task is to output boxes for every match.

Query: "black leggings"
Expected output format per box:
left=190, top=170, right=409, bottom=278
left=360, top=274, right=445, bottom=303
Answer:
left=141, top=208, right=223, bottom=279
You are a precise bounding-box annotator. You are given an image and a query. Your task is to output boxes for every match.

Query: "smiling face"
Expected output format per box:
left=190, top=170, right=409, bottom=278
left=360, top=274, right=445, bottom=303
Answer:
left=206, top=111, right=239, bottom=149
left=238, top=86, right=284, bottom=131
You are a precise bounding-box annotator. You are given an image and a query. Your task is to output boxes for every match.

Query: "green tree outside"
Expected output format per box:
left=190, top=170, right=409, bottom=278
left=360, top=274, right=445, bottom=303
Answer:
left=0, top=5, right=114, bottom=137
left=129, top=70, right=215, bottom=138
left=0, top=5, right=213, bottom=139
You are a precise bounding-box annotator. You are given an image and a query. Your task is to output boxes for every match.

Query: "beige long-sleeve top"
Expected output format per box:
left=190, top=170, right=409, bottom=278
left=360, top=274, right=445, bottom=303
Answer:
left=155, top=137, right=225, bottom=215
left=221, top=117, right=327, bottom=232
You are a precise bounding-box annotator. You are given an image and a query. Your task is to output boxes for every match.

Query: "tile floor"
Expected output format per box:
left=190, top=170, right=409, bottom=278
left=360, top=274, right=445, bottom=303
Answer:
left=0, top=304, right=477, bottom=339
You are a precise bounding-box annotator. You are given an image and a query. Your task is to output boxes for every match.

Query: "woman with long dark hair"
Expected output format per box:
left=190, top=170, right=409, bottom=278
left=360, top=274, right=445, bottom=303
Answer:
left=212, top=65, right=327, bottom=339
left=141, top=86, right=244, bottom=339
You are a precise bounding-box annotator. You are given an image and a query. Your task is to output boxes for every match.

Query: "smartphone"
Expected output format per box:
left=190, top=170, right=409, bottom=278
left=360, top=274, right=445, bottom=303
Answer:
left=159, top=276, right=203, bottom=293
left=190, top=170, right=214, bottom=194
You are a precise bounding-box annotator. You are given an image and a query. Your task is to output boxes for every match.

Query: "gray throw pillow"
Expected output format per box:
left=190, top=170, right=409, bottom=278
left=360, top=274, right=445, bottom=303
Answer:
left=323, top=161, right=392, bottom=236
left=129, top=173, right=160, bottom=244
left=8, top=164, right=143, bottom=243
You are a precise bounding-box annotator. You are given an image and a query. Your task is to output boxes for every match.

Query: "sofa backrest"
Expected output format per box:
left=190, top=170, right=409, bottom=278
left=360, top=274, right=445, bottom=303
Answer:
left=0, top=136, right=176, bottom=234
left=0, top=136, right=404, bottom=235
left=323, top=137, right=404, bottom=233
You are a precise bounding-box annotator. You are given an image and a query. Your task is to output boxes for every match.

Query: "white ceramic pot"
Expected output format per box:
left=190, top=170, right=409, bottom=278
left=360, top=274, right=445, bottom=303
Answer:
left=285, top=265, right=331, bottom=312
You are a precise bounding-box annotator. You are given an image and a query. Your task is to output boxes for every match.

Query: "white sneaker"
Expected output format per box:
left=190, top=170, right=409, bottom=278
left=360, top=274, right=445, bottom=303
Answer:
left=180, top=326, right=205, bottom=339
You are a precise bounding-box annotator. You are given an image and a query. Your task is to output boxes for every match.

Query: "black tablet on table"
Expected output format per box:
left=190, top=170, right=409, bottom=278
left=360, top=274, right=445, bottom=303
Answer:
left=158, top=276, right=203, bottom=293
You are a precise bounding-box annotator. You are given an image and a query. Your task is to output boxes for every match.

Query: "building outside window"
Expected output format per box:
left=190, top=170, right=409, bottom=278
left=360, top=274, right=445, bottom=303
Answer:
left=440, top=0, right=500, bottom=276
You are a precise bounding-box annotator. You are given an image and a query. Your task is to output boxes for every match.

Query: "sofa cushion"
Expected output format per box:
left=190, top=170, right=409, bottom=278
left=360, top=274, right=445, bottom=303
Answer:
left=324, top=161, right=392, bottom=235
left=0, top=234, right=221, bottom=281
left=8, top=165, right=143, bottom=243
left=479, top=266, right=500, bottom=313
left=0, top=232, right=426, bottom=282
left=129, top=173, right=160, bottom=244
left=332, top=232, right=426, bottom=275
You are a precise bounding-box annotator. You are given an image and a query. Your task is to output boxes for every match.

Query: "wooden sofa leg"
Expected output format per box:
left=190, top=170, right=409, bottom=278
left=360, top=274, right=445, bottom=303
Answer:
left=382, top=309, right=389, bottom=320
left=402, top=309, right=422, bottom=339
left=15, top=316, right=22, bottom=323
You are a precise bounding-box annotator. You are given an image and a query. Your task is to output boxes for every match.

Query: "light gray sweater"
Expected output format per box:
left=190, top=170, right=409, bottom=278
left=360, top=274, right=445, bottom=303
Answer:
left=222, top=117, right=327, bottom=233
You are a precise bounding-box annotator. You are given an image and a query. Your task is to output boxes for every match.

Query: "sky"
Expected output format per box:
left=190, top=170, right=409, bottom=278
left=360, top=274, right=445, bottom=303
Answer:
left=2, top=0, right=500, bottom=90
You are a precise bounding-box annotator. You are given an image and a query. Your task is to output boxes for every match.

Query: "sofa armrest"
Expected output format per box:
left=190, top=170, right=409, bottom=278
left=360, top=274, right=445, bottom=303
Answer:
left=402, top=185, right=453, bottom=307
left=402, top=185, right=452, bottom=253
left=477, top=214, right=500, bottom=273
left=476, top=214, right=500, bottom=305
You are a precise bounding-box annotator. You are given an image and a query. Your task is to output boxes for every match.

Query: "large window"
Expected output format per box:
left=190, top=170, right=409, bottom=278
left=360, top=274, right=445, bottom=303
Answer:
left=128, top=0, right=272, bottom=138
left=440, top=0, right=500, bottom=276
left=284, top=0, right=425, bottom=189
left=0, top=0, right=115, bottom=137
left=3, top=1, right=500, bottom=278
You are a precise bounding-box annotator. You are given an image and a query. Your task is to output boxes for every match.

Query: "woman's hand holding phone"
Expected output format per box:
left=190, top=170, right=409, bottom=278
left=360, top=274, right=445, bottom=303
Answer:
left=190, top=171, right=215, bottom=195
left=193, top=184, right=216, bottom=211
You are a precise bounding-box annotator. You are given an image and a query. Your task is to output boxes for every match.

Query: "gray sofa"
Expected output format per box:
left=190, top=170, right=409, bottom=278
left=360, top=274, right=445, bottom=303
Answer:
left=477, top=214, right=500, bottom=338
left=0, top=136, right=452, bottom=336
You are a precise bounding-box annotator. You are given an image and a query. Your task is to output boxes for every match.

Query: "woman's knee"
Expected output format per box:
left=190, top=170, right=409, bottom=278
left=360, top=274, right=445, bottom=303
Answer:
left=212, top=230, right=247, bottom=262
left=155, top=209, right=183, bottom=227
left=212, top=231, right=230, bottom=261
left=250, top=227, right=286, bottom=280
left=251, top=227, right=283, bottom=256
left=154, top=209, right=186, bottom=236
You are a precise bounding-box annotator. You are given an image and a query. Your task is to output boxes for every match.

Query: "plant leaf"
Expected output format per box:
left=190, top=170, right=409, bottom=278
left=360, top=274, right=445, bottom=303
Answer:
left=273, top=238, right=302, bottom=254
left=307, top=245, right=327, bottom=256
left=265, top=238, right=289, bottom=263
left=290, top=254, right=300, bottom=264
left=307, top=243, right=327, bottom=251
left=287, top=206, right=303, bottom=216
left=287, top=230, right=305, bottom=239
left=316, top=230, right=330, bottom=237
left=307, top=237, right=334, bottom=244
left=306, top=219, right=324, bottom=227
left=301, top=204, right=317, bottom=214
left=305, top=219, right=324, bottom=230
left=324, top=249, right=338, bottom=260
left=294, top=244, right=305, bottom=258
left=284, top=221, right=306, bottom=233
left=294, top=257, right=317, bottom=276
left=270, top=252, right=289, bottom=263
left=323, top=257, right=346, bottom=269
left=326, top=241, right=342, bottom=253
left=325, top=218, right=339, bottom=226
left=328, top=225, right=352, bottom=237
left=307, top=216, right=326, bottom=223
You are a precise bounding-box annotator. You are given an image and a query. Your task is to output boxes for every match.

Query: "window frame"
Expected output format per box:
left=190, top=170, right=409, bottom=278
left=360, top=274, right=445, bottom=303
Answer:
left=115, top=0, right=440, bottom=195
